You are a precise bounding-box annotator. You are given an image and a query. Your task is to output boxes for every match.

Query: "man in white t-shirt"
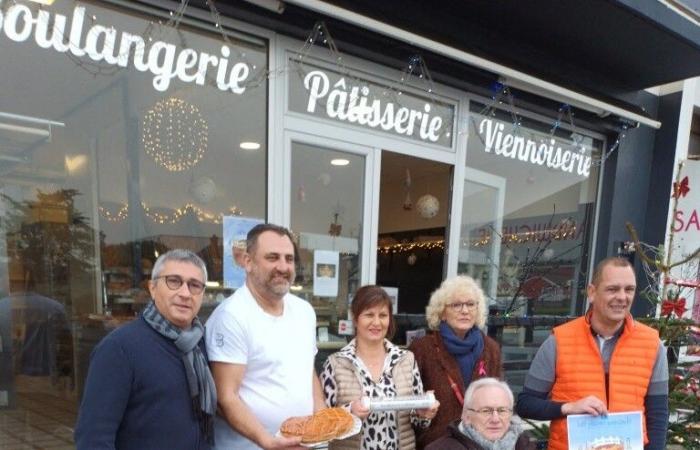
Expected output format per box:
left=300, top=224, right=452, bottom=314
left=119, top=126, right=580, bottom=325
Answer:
left=206, top=223, right=325, bottom=449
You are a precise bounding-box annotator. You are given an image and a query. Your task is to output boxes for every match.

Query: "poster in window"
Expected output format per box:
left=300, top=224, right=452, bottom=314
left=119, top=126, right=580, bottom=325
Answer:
left=223, top=216, right=264, bottom=289
left=567, top=411, right=643, bottom=450
left=313, top=250, right=339, bottom=297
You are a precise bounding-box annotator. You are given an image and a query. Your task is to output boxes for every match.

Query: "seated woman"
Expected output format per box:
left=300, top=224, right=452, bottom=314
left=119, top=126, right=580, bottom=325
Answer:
left=321, top=285, right=440, bottom=450
left=426, top=378, right=534, bottom=450
left=409, top=276, right=502, bottom=449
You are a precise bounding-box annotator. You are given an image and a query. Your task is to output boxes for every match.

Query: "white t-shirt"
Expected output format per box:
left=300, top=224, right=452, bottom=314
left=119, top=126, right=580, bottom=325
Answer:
left=205, top=285, right=317, bottom=450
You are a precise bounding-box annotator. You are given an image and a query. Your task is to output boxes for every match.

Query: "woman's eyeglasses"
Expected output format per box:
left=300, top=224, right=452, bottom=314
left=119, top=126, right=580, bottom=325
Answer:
left=446, top=301, right=477, bottom=312
left=154, top=275, right=205, bottom=295
left=467, top=407, right=513, bottom=418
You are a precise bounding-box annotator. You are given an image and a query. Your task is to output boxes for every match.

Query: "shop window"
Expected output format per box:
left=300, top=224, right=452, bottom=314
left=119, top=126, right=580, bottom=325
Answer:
left=462, top=105, right=602, bottom=392
left=0, top=0, right=267, bottom=445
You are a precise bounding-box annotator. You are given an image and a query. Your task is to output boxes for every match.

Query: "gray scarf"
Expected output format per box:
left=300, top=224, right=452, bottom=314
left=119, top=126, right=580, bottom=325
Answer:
left=458, top=420, right=522, bottom=450
left=142, top=301, right=216, bottom=444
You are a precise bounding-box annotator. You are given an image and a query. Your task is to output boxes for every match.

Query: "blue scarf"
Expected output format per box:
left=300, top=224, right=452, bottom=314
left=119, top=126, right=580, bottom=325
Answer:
left=439, top=321, right=484, bottom=386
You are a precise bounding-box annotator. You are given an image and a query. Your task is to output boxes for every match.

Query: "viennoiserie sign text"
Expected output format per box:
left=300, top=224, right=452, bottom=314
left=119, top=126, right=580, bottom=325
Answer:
left=477, top=117, right=592, bottom=177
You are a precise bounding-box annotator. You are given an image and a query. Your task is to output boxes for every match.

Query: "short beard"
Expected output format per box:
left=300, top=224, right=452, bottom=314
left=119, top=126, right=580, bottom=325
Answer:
left=268, top=281, right=290, bottom=296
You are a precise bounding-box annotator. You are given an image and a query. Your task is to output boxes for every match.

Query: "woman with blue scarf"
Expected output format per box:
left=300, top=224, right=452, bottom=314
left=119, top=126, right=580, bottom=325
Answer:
left=409, top=276, right=502, bottom=449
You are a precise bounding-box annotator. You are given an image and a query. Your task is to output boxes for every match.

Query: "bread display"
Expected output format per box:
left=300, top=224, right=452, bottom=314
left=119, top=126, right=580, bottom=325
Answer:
left=280, top=407, right=354, bottom=443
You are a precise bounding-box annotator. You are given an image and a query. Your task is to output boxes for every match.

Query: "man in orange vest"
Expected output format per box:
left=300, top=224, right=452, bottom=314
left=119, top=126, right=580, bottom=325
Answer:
left=516, top=257, right=668, bottom=450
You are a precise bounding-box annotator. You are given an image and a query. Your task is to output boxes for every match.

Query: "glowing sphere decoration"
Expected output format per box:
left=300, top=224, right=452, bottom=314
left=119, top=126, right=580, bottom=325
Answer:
left=143, top=97, right=208, bottom=172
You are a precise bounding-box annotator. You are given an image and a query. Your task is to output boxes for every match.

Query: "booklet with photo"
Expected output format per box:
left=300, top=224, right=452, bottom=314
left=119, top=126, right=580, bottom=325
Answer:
left=567, top=411, right=643, bottom=450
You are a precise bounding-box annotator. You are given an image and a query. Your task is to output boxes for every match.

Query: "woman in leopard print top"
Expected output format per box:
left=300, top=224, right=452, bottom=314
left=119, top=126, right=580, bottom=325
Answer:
left=321, top=286, right=439, bottom=450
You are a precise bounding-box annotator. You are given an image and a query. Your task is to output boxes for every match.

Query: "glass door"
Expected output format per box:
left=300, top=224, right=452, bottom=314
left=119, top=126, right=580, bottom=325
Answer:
left=458, top=167, right=506, bottom=303
left=285, top=133, right=375, bottom=353
left=376, top=151, right=452, bottom=315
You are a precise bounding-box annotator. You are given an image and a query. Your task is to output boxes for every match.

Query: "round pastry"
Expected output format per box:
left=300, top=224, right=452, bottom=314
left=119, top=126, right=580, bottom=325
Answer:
left=279, top=415, right=310, bottom=437
left=280, top=407, right=354, bottom=443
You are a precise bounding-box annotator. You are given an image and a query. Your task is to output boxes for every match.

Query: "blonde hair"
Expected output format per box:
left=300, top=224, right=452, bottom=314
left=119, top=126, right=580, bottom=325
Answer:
left=425, top=275, right=487, bottom=330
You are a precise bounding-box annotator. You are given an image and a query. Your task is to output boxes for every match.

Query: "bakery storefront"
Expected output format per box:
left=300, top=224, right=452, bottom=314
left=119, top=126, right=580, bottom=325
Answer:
left=0, top=0, right=619, bottom=446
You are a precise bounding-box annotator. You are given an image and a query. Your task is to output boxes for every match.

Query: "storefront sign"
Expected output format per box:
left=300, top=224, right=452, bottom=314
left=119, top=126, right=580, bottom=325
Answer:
left=477, top=117, right=592, bottom=177
left=289, top=61, right=455, bottom=148
left=0, top=2, right=252, bottom=93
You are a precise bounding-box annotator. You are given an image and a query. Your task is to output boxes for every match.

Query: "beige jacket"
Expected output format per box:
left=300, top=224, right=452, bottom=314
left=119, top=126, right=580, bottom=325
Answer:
left=324, top=342, right=420, bottom=450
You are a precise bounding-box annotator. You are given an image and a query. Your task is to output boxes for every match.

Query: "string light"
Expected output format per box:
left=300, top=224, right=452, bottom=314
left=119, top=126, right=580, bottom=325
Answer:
left=22, top=0, right=630, bottom=163
left=462, top=223, right=578, bottom=247
left=99, top=202, right=241, bottom=224
left=378, top=240, right=445, bottom=255
left=142, top=97, right=208, bottom=172
left=98, top=204, right=129, bottom=222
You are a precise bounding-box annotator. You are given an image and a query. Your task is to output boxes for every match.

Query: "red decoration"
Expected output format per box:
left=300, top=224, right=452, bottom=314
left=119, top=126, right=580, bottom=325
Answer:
left=672, top=175, right=690, bottom=198
left=661, top=297, right=687, bottom=317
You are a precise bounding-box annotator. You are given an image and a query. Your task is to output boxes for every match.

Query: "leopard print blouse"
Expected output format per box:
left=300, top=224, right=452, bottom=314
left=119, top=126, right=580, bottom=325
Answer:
left=321, top=339, right=430, bottom=450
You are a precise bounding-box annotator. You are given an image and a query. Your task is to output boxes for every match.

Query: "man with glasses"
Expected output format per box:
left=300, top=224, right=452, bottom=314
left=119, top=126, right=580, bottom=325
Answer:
left=75, top=249, right=216, bottom=449
left=426, top=378, right=534, bottom=449
left=516, top=257, right=669, bottom=450
left=206, top=223, right=325, bottom=449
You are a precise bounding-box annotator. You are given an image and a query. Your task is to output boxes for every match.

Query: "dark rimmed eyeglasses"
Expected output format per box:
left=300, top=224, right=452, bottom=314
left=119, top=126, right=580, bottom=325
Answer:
left=467, top=407, right=513, bottom=418
left=446, top=301, right=477, bottom=312
left=154, top=275, right=205, bottom=295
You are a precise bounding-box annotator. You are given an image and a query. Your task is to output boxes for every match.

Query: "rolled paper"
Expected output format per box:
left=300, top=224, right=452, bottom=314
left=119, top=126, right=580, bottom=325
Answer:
left=361, top=392, right=436, bottom=411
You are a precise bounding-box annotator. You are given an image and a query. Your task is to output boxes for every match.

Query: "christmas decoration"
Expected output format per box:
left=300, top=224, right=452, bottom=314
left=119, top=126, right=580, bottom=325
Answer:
left=328, top=212, right=342, bottom=236
left=626, top=161, right=700, bottom=449
left=416, top=194, right=439, bottom=219
left=99, top=202, right=241, bottom=224
left=407, top=253, right=417, bottom=265
left=142, top=97, right=208, bottom=172
left=378, top=240, right=444, bottom=255
left=190, top=176, right=216, bottom=204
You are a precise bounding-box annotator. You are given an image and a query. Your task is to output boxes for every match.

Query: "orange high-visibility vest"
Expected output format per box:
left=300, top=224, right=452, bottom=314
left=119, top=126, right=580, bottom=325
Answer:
left=547, top=315, right=659, bottom=450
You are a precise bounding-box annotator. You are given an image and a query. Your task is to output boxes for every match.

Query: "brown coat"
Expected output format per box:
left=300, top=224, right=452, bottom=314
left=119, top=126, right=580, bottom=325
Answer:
left=409, top=330, right=502, bottom=450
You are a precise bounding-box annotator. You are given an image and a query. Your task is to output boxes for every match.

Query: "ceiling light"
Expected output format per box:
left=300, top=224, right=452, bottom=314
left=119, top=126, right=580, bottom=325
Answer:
left=28, top=0, right=55, bottom=4
left=331, top=158, right=349, bottom=166
left=65, top=154, right=88, bottom=174
left=290, top=284, right=303, bottom=291
left=205, top=281, right=220, bottom=288
left=240, top=141, right=261, bottom=150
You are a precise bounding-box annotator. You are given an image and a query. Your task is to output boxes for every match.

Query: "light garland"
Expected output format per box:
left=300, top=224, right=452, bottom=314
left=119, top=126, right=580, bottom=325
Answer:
left=378, top=240, right=445, bottom=255
left=99, top=204, right=129, bottom=223
left=464, top=225, right=578, bottom=248
left=99, top=202, right=241, bottom=224
left=24, top=0, right=606, bottom=157
left=142, top=97, right=208, bottom=172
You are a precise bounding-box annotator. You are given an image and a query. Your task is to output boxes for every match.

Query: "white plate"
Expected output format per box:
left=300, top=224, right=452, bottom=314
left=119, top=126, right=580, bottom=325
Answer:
left=276, top=414, right=362, bottom=448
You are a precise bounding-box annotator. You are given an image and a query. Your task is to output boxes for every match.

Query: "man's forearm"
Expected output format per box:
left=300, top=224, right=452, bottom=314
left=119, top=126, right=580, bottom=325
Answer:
left=644, top=394, right=668, bottom=450
left=220, top=395, right=273, bottom=448
left=516, top=386, right=564, bottom=420
left=312, top=370, right=326, bottom=412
